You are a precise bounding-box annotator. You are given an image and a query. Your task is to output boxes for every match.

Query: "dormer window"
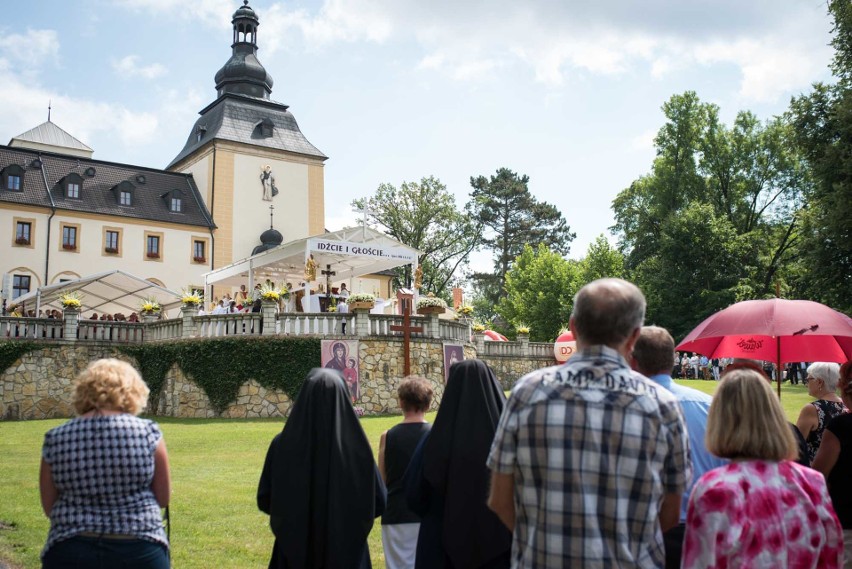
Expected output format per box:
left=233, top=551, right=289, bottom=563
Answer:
left=256, top=118, right=274, bottom=138
left=195, top=125, right=207, bottom=143
left=112, top=181, right=135, bottom=206
left=2, top=164, right=24, bottom=191
left=64, top=173, right=84, bottom=199
left=162, top=189, right=185, bottom=213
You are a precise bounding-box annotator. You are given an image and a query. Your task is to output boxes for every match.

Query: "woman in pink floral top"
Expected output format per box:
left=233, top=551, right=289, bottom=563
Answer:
left=683, top=367, right=843, bottom=569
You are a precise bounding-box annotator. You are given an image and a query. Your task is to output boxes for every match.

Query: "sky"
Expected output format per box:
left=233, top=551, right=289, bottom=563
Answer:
left=0, top=0, right=837, bottom=271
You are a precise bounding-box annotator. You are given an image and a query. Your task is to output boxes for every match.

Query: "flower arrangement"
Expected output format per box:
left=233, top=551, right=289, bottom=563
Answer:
left=516, top=324, right=530, bottom=335
left=59, top=291, right=83, bottom=310
left=259, top=282, right=287, bottom=302
left=327, top=305, right=338, bottom=313
left=139, top=297, right=161, bottom=315
left=62, top=243, right=76, bottom=251
left=15, top=236, right=30, bottom=245
left=457, top=304, right=474, bottom=316
left=347, top=293, right=376, bottom=304
left=353, top=406, right=366, bottom=417
left=180, top=287, right=203, bottom=307
left=192, top=255, right=206, bottom=263
left=472, top=323, right=486, bottom=332
left=416, top=296, right=447, bottom=309
left=104, top=246, right=119, bottom=254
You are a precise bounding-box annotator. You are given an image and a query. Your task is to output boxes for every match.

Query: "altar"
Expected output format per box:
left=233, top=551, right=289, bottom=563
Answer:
left=204, top=226, right=421, bottom=314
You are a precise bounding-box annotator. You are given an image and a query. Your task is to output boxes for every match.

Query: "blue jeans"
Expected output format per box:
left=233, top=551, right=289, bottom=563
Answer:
left=43, top=535, right=169, bottom=569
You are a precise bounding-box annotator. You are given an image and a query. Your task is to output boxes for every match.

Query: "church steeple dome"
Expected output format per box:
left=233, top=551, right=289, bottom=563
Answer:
left=214, top=0, right=274, bottom=99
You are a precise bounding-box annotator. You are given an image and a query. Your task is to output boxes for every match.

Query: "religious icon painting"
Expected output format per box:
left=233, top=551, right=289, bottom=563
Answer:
left=322, top=339, right=360, bottom=402
left=443, top=344, right=464, bottom=384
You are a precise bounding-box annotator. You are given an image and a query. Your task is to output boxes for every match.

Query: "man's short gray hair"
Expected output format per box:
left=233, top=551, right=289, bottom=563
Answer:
left=571, top=278, right=646, bottom=347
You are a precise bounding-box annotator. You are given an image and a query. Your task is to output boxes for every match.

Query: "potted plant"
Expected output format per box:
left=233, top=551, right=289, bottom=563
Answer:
left=347, top=293, right=375, bottom=310
left=457, top=304, right=474, bottom=317
left=258, top=282, right=287, bottom=304
left=139, top=297, right=161, bottom=319
left=15, top=236, right=30, bottom=245
left=59, top=291, right=83, bottom=311
left=104, top=246, right=119, bottom=254
left=193, top=255, right=206, bottom=263
left=180, top=287, right=203, bottom=308
left=472, top=323, right=486, bottom=333
left=416, top=295, right=447, bottom=315
left=62, top=243, right=76, bottom=251
left=146, top=252, right=160, bottom=259
left=516, top=324, right=530, bottom=339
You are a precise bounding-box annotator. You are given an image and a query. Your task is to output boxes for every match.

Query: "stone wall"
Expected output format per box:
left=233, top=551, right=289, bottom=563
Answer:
left=1, top=340, right=542, bottom=420
left=480, top=354, right=556, bottom=390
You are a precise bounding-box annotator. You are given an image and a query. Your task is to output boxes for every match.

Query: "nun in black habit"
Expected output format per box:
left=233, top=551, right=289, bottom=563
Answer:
left=257, top=368, right=386, bottom=569
left=404, top=359, right=512, bottom=569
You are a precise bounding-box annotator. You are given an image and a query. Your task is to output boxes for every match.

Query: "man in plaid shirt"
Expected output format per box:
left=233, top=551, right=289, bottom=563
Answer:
left=487, top=278, right=691, bottom=568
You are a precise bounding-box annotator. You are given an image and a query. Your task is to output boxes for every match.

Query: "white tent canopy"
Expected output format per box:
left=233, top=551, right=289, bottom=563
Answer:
left=14, top=270, right=182, bottom=316
left=204, top=226, right=421, bottom=291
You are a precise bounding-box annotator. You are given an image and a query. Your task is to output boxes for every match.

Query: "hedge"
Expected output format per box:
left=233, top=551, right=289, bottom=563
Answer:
left=120, top=337, right=322, bottom=413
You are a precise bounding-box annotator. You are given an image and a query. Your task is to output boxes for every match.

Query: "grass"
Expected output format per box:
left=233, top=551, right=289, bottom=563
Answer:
left=0, top=380, right=811, bottom=568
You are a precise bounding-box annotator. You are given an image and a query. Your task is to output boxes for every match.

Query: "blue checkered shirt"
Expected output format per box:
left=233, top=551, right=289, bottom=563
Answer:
left=487, top=346, right=692, bottom=569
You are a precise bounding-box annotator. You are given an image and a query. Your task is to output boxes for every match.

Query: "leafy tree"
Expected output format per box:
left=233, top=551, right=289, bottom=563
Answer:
left=468, top=168, right=575, bottom=298
left=578, top=235, right=626, bottom=284
left=612, top=92, right=808, bottom=338
left=498, top=244, right=581, bottom=342
left=353, top=177, right=480, bottom=299
left=787, top=0, right=852, bottom=314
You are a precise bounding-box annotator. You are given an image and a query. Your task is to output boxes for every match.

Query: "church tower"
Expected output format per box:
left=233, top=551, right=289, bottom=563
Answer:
left=168, top=0, right=327, bottom=270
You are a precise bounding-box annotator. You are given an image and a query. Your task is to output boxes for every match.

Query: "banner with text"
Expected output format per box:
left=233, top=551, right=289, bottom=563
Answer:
left=308, top=239, right=418, bottom=263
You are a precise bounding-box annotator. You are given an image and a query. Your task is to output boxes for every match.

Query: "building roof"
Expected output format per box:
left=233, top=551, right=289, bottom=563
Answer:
left=9, top=120, right=93, bottom=155
left=168, top=94, right=327, bottom=168
left=0, top=145, right=215, bottom=228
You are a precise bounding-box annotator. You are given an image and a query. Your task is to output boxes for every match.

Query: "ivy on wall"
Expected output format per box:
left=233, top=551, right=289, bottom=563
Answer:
left=0, top=341, right=40, bottom=376
left=120, top=337, right=322, bottom=413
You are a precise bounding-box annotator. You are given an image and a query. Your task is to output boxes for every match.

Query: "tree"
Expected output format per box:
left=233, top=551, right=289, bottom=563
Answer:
left=786, top=0, right=852, bottom=315
left=353, top=177, right=480, bottom=298
left=468, top=168, right=575, bottom=300
left=578, top=235, right=626, bottom=285
left=612, top=92, right=808, bottom=338
left=498, top=244, right=581, bottom=342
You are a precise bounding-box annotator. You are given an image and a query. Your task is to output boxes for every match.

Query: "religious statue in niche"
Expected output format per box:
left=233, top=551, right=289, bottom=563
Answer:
left=414, top=265, right=423, bottom=289
left=260, top=165, right=279, bottom=201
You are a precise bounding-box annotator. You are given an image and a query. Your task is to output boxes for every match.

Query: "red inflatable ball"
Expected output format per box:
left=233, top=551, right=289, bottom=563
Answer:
left=553, top=331, right=577, bottom=363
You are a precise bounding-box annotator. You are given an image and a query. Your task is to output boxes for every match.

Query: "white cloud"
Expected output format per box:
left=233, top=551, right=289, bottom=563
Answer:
left=112, top=55, right=167, bottom=80
left=111, top=0, right=232, bottom=28
left=631, top=128, right=658, bottom=153
left=0, top=28, right=59, bottom=69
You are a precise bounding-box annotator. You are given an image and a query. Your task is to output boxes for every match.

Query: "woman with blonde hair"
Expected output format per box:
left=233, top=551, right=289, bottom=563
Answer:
left=813, top=360, right=852, bottom=568
left=39, top=358, right=170, bottom=569
left=682, top=366, right=842, bottom=568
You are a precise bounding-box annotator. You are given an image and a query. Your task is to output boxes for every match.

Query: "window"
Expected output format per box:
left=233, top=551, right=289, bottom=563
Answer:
left=147, top=235, right=160, bottom=258
left=2, top=164, right=24, bottom=191
left=170, top=197, right=182, bottom=212
left=62, top=226, right=77, bottom=250
left=120, top=191, right=132, bottom=206
left=15, top=221, right=31, bottom=245
left=193, top=240, right=206, bottom=262
left=67, top=182, right=80, bottom=198
left=105, top=230, right=119, bottom=253
left=12, top=275, right=30, bottom=299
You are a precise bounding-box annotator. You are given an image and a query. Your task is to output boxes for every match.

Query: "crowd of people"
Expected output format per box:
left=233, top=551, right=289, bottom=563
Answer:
left=36, top=277, right=851, bottom=569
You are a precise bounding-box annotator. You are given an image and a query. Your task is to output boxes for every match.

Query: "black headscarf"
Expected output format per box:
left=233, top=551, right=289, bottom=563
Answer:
left=422, top=359, right=512, bottom=568
left=257, top=368, right=381, bottom=568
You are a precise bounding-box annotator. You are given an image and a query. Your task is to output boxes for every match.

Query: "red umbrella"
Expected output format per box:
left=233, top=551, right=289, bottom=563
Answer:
left=676, top=298, right=852, bottom=396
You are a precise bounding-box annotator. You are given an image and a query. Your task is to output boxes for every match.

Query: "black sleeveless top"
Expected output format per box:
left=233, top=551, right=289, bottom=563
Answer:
left=382, top=422, right=431, bottom=525
left=826, top=413, right=852, bottom=528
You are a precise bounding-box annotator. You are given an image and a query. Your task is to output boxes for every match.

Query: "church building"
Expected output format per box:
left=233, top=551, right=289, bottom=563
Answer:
left=0, top=1, right=394, bottom=308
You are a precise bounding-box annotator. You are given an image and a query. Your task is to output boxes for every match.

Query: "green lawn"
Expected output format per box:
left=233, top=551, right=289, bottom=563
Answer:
left=0, top=381, right=811, bottom=568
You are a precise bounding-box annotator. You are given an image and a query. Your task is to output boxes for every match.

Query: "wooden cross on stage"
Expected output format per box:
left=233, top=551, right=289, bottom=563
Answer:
left=321, top=264, right=335, bottom=300
left=389, top=302, right=423, bottom=377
